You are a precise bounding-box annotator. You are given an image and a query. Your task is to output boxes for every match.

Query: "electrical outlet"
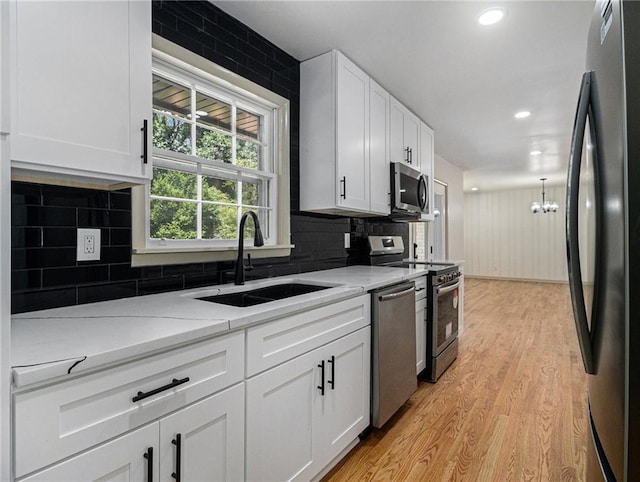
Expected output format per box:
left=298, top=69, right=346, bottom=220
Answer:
left=77, top=228, right=101, bottom=261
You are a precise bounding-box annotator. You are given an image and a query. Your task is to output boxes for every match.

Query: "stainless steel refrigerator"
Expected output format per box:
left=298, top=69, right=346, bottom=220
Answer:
left=566, top=0, right=640, bottom=480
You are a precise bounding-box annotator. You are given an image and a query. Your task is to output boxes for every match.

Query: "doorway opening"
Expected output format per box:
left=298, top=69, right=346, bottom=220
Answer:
left=410, top=179, right=448, bottom=260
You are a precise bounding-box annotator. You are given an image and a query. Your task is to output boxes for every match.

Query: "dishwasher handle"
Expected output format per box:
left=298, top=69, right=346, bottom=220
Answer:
left=378, top=286, right=415, bottom=302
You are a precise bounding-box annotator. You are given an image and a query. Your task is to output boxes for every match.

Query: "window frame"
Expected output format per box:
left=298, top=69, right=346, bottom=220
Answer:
left=131, top=35, right=291, bottom=267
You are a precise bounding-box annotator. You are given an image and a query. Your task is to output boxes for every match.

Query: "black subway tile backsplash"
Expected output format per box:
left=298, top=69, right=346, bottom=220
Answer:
left=42, top=265, right=109, bottom=288
left=12, top=270, right=42, bottom=292
left=42, top=227, right=77, bottom=248
left=137, top=276, right=185, bottom=296
left=10, top=2, right=406, bottom=314
left=109, top=228, right=132, bottom=246
left=78, top=282, right=138, bottom=305
left=13, top=287, right=77, bottom=313
left=42, top=186, right=109, bottom=208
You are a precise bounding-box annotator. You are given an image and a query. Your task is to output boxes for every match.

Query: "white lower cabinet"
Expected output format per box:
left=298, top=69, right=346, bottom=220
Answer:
left=13, top=295, right=373, bottom=482
left=246, top=326, right=371, bottom=482
left=20, top=383, right=245, bottom=482
left=13, top=332, right=245, bottom=481
left=20, top=424, right=158, bottom=482
left=159, top=383, right=245, bottom=482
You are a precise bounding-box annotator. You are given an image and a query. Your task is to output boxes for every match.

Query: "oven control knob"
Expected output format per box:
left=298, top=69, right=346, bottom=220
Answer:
left=437, top=275, right=444, bottom=283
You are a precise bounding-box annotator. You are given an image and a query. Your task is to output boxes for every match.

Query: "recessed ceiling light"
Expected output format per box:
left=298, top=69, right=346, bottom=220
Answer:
left=515, top=110, right=531, bottom=119
left=478, top=7, right=507, bottom=26
left=530, top=150, right=542, bottom=155
left=195, top=110, right=208, bottom=117
left=471, top=187, right=479, bottom=191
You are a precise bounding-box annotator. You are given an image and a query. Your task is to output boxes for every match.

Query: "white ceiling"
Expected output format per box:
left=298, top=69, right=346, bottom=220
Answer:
left=213, top=0, right=594, bottom=192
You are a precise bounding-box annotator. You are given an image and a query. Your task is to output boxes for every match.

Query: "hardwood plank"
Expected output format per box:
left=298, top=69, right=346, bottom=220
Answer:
left=323, top=279, right=588, bottom=482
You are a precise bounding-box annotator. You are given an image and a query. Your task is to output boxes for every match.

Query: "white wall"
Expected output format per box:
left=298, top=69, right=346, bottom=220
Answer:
left=463, top=185, right=567, bottom=282
left=434, top=155, right=464, bottom=261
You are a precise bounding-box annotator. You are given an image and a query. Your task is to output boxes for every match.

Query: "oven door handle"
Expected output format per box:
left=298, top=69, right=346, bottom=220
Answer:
left=436, top=280, right=460, bottom=295
left=378, top=286, right=414, bottom=301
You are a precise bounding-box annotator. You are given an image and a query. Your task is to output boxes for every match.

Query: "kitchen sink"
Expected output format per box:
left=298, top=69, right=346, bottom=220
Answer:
left=197, top=283, right=331, bottom=307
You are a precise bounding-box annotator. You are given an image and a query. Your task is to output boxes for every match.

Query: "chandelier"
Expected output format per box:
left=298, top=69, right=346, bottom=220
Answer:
left=531, top=178, right=559, bottom=213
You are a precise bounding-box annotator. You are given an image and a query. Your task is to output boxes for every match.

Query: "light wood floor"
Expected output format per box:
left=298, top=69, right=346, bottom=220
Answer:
left=323, top=278, right=588, bottom=482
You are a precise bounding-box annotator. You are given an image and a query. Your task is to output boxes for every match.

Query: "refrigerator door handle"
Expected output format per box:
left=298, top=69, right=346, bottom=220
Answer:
left=566, top=70, right=596, bottom=374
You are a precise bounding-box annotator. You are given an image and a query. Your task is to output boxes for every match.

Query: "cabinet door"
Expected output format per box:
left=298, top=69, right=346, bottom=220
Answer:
left=9, top=0, right=151, bottom=185
left=390, top=97, right=406, bottom=164
left=336, top=53, right=370, bottom=211
left=320, top=327, right=371, bottom=465
left=419, top=122, right=435, bottom=220
left=390, top=98, right=420, bottom=168
left=369, top=80, right=390, bottom=215
left=404, top=111, right=421, bottom=169
left=21, top=424, right=158, bottom=482
left=416, top=297, right=427, bottom=374
left=159, top=383, right=244, bottom=482
left=246, top=348, right=323, bottom=482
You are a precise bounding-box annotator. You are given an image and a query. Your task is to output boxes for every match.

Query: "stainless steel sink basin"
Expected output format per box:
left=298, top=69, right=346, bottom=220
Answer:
left=197, top=283, right=331, bottom=307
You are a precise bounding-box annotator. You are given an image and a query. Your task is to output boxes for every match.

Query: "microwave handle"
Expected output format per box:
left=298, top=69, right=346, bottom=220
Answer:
left=418, top=175, right=428, bottom=211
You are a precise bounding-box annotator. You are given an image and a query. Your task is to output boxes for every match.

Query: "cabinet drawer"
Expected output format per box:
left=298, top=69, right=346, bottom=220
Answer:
left=246, top=294, right=370, bottom=377
left=14, top=331, right=244, bottom=478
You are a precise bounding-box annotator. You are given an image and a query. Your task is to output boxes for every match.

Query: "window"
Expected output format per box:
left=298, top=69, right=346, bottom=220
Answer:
left=132, top=38, right=291, bottom=266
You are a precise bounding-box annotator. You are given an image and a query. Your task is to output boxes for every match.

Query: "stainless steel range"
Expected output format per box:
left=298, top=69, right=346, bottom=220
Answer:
left=424, top=264, right=461, bottom=382
left=365, top=235, right=460, bottom=382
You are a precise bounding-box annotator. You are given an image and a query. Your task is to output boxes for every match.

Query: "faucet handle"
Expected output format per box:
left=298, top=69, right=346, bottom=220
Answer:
left=245, top=253, right=254, bottom=271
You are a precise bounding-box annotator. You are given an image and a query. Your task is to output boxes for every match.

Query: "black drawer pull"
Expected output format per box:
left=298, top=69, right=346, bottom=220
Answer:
left=171, top=433, right=182, bottom=481
left=132, top=377, right=190, bottom=403
left=141, top=119, right=148, bottom=164
left=327, top=355, right=335, bottom=390
left=143, top=447, right=153, bottom=482
left=317, top=360, right=325, bottom=396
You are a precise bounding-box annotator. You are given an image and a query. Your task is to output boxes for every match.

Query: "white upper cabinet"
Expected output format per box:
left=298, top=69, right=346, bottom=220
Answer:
left=390, top=98, right=421, bottom=169
left=369, top=80, right=391, bottom=215
left=300, top=50, right=389, bottom=216
left=335, top=52, right=370, bottom=212
left=301, top=50, right=436, bottom=219
left=420, top=121, right=435, bottom=221
left=8, top=0, right=152, bottom=187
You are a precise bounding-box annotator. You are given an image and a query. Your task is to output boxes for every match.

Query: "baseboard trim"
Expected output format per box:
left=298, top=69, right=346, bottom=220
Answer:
left=464, top=275, right=569, bottom=284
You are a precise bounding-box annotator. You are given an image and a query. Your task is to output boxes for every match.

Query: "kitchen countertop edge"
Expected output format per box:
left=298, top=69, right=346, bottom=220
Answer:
left=11, top=266, right=433, bottom=389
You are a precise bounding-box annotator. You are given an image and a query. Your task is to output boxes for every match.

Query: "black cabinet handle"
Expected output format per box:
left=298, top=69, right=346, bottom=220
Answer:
left=317, top=360, right=325, bottom=396
left=132, top=377, right=190, bottom=403
left=141, top=119, right=148, bottom=164
left=409, top=148, right=413, bottom=165
left=405, top=146, right=410, bottom=164
left=327, top=355, right=335, bottom=390
left=143, top=447, right=153, bottom=482
left=171, top=433, right=182, bottom=481
left=340, top=176, right=346, bottom=199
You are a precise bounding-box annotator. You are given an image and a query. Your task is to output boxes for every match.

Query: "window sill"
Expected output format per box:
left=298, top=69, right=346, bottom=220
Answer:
left=131, top=244, right=294, bottom=267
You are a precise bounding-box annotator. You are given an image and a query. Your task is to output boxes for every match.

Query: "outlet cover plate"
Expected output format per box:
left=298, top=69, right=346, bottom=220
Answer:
left=77, top=228, right=101, bottom=261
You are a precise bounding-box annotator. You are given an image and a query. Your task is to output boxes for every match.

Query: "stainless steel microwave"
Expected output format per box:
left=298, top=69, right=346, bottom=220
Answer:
left=390, top=162, right=429, bottom=219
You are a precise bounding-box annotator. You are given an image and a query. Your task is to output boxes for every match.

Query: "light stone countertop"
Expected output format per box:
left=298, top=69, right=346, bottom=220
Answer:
left=11, top=266, right=432, bottom=388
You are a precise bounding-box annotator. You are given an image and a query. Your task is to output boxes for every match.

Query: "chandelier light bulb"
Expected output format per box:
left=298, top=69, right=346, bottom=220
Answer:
left=531, top=178, right=559, bottom=214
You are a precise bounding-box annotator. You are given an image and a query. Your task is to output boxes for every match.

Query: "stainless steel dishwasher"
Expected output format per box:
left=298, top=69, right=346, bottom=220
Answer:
left=371, top=280, right=417, bottom=428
